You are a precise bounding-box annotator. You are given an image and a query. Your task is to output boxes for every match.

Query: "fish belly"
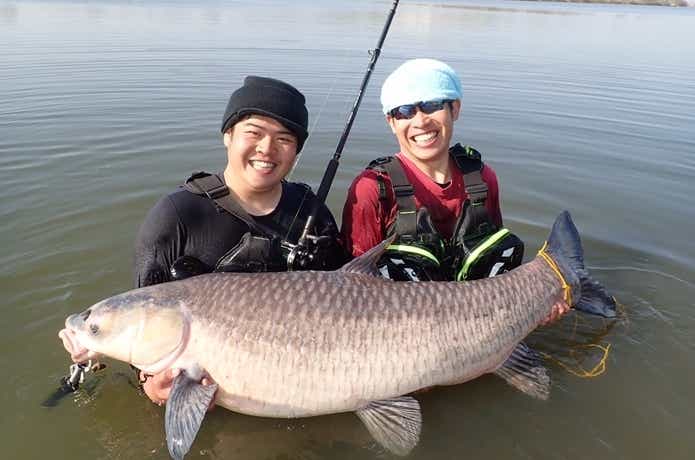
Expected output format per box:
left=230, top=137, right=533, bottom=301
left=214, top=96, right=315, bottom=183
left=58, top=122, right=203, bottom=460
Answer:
left=181, top=262, right=559, bottom=418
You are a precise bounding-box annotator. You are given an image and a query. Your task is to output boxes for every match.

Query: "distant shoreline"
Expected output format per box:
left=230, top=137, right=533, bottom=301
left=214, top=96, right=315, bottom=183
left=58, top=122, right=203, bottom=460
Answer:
left=522, top=0, right=693, bottom=6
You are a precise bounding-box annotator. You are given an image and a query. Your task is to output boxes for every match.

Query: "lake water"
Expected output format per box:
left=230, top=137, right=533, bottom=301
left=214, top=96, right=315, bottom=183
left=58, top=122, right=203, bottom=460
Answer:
left=1, top=0, right=695, bottom=459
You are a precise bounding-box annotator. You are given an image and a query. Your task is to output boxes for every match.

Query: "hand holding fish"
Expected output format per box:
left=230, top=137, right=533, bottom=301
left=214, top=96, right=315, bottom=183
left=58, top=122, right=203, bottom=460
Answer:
left=540, top=300, right=571, bottom=326
left=58, top=212, right=617, bottom=459
left=142, top=369, right=217, bottom=410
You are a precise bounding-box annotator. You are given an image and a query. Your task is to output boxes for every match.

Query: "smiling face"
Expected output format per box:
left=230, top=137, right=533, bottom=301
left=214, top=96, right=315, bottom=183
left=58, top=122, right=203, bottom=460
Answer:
left=223, top=114, right=298, bottom=200
left=387, top=99, right=461, bottom=172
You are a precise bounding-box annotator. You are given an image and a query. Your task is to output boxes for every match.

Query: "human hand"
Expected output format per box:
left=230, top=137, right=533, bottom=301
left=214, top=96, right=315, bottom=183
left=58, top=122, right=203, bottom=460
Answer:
left=540, top=300, right=571, bottom=326
left=141, top=369, right=217, bottom=410
left=141, top=369, right=174, bottom=406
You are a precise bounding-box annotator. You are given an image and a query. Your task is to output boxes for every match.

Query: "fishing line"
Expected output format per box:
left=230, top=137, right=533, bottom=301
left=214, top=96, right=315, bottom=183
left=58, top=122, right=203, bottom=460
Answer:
left=541, top=297, right=628, bottom=379
left=283, top=186, right=312, bottom=243
left=537, top=241, right=572, bottom=306
left=288, top=47, right=352, bottom=181
left=284, top=59, right=345, bottom=240
left=541, top=344, right=611, bottom=378
left=287, top=0, right=401, bottom=270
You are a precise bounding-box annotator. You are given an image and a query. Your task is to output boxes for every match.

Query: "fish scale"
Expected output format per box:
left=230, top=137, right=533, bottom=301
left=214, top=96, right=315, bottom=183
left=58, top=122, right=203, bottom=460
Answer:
left=161, top=257, right=561, bottom=418
left=59, top=212, right=617, bottom=458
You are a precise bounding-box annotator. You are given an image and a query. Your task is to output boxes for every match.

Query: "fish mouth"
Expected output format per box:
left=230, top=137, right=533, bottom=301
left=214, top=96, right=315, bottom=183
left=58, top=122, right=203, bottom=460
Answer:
left=59, top=316, right=97, bottom=363
left=59, top=328, right=89, bottom=363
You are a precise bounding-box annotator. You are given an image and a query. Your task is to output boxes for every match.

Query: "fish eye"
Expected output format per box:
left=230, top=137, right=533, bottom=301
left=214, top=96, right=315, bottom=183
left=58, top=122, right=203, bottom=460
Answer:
left=89, top=323, right=99, bottom=335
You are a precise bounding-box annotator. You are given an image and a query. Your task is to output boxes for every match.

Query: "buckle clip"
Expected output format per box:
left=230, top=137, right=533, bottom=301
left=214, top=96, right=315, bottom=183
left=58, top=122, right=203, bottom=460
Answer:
left=393, top=184, right=413, bottom=198
left=205, top=184, right=229, bottom=200
left=466, top=183, right=488, bottom=203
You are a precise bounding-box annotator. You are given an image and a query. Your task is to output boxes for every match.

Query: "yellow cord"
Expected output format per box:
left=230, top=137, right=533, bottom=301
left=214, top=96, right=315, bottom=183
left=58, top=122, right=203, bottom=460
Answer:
left=534, top=245, right=626, bottom=379
left=537, top=241, right=572, bottom=306
left=540, top=296, right=625, bottom=379
left=540, top=343, right=611, bottom=378
left=536, top=242, right=609, bottom=378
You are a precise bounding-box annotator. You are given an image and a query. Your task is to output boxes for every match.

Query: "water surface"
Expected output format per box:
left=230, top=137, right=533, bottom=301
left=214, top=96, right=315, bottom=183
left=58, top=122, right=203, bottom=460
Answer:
left=1, top=1, right=694, bottom=459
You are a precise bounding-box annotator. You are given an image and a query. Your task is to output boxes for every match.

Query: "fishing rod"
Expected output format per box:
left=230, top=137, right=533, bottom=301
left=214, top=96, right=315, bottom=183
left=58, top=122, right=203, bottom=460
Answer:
left=287, top=0, right=400, bottom=269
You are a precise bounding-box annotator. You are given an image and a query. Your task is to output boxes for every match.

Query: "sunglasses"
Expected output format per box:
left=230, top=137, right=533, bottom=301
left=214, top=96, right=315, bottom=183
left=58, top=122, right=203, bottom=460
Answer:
left=388, top=99, right=453, bottom=120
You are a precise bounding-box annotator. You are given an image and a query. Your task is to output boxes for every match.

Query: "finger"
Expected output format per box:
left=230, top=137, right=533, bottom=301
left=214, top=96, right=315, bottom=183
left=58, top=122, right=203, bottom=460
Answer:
left=142, top=380, right=161, bottom=403
left=153, top=369, right=176, bottom=386
left=150, top=376, right=173, bottom=400
left=207, top=389, right=217, bottom=411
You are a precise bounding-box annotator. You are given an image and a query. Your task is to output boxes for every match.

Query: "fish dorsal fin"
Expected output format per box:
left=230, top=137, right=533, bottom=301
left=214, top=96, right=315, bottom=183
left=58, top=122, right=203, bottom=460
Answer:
left=494, top=342, right=550, bottom=400
left=165, top=371, right=218, bottom=460
left=339, top=235, right=397, bottom=276
left=355, top=395, right=422, bottom=456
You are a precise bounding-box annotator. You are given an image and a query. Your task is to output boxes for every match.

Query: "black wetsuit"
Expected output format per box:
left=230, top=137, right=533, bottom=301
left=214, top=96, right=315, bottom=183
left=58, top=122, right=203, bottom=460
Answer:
left=134, top=181, right=345, bottom=288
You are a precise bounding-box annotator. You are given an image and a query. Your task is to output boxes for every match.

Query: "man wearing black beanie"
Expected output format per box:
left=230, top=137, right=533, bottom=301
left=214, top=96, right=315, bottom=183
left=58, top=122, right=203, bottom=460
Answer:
left=132, top=76, right=346, bottom=406
left=221, top=76, right=309, bottom=152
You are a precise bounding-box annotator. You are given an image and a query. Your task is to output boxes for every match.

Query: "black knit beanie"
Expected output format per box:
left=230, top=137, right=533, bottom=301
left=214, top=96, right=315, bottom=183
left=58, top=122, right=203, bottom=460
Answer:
left=221, top=76, right=309, bottom=152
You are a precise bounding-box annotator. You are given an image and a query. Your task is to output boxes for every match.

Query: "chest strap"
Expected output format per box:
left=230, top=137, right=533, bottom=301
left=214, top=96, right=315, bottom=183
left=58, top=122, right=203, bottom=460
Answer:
left=366, top=144, right=489, bottom=238
left=182, top=172, right=278, bottom=237
left=449, top=143, right=487, bottom=206
left=448, top=144, right=498, bottom=250
left=367, top=157, right=418, bottom=237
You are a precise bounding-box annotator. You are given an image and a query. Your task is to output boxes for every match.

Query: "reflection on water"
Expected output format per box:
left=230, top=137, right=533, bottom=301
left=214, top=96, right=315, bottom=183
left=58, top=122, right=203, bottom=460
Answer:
left=2, top=1, right=695, bottom=459
left=0, top=3, right=18, bottom=25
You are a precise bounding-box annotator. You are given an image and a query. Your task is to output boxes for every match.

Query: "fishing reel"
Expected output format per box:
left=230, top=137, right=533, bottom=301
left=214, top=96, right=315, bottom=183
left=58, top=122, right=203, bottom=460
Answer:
left=285, top=234, right=334, bottom=271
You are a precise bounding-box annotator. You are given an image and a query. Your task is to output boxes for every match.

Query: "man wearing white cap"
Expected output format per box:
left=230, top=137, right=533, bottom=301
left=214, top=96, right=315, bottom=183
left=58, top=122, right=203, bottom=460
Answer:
left=341, top=58, right=568, bottom=320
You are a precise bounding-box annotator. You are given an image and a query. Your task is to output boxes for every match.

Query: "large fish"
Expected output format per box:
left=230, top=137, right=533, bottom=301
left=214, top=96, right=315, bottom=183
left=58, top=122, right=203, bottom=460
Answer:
left=59, top=211, right=615, bottom=459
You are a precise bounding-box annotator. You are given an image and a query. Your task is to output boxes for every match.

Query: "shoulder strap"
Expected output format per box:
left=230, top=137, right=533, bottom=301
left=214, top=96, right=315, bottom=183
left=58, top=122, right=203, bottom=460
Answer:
left=449, top=143, right=487, bottom=206
left=449, top=144, right=500, bottom=251
left=366, top=157, right=391, bottom=201
left=367, top=157, right=417, bottom=237
left=182, top=172, right=278, bottom=237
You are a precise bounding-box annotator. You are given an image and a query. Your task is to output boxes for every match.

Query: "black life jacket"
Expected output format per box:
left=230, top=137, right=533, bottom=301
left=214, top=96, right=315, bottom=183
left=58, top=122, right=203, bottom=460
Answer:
left=367, top=144, right=524, bottom=281
left=181, top=171, right=292, bottom=274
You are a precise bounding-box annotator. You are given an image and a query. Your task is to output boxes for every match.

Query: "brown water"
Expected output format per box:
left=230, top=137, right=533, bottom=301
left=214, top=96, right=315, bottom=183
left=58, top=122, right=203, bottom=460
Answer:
left=1, top=1, right=695, bottom=459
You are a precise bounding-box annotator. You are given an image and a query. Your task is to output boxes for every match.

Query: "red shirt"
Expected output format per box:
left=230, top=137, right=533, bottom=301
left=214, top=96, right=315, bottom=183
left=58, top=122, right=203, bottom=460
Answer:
left=341, top=152, right=503, bottom=256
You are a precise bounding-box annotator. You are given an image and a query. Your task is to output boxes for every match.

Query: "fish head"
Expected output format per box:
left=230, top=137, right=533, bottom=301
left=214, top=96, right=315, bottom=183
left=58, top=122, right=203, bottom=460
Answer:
left=59, top=290, right=189, bottom=372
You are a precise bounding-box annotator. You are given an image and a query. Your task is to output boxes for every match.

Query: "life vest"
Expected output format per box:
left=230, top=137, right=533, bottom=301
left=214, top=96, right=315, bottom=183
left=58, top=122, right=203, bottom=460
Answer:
left=367, top=144, right=524, bottom=282
left=181, top=171, right=294, bottom=274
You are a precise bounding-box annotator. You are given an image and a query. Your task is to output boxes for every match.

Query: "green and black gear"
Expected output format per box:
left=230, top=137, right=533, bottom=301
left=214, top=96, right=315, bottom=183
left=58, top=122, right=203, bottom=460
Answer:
left=367, top=143, right=524, bottom=282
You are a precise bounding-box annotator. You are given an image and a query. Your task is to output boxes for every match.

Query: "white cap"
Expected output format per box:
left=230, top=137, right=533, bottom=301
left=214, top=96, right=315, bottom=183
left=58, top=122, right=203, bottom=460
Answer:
left=380, top=58, right=463, bottom=115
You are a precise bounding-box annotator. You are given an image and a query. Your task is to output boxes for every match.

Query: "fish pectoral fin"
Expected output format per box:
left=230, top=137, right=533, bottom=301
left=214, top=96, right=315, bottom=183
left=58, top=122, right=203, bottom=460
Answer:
left=494, top=342, right=550, bottom=400
left=355, top=396, right=422, bottom=456
left=165, top=371, right=218, bottom=460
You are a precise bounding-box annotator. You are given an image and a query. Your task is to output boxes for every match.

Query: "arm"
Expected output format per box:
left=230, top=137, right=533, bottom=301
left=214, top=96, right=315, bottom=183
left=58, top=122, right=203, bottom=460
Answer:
left=482, top=165, right=569, bottom=323
left=133, top=195, right=179, bottom=401
left=340, top=171, right=393, bottom=257
left=133, top=195, right=183, bottom=288
left=132, top=195, right=220, bottom=405
left=480, top=164, right=503, bottom=228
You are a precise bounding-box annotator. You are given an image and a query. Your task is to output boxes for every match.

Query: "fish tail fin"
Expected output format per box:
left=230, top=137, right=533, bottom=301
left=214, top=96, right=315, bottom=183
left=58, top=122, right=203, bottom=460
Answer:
left=541, top=211, right=616, bottom=318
